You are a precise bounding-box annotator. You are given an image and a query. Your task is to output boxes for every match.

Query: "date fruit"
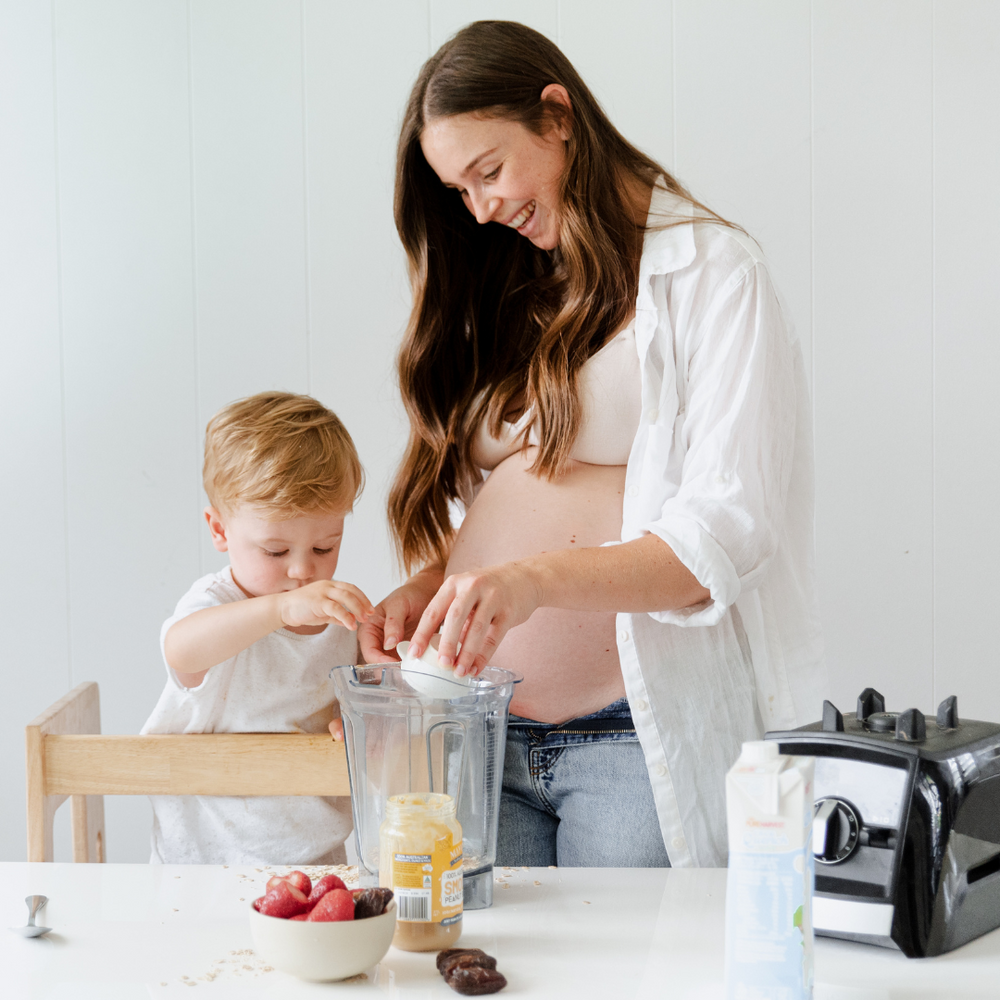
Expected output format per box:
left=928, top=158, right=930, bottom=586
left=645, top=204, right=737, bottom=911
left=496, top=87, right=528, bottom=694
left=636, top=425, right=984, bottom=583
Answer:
left=446, top=966, right=508, bottom=996
left=436, top=949, right=489, bottom=973
left=353, top=887, right=395, bottom=920
left=437, top=948, right=506, bottom=995
left=440, top=952, right=497, bottom=978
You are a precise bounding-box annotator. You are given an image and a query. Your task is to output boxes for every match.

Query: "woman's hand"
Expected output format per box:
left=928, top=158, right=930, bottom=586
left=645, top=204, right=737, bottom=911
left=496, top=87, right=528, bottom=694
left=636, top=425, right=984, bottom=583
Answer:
left=408, top=561, right=544, bottom=677
left=358, top=564, right=445, bottom=663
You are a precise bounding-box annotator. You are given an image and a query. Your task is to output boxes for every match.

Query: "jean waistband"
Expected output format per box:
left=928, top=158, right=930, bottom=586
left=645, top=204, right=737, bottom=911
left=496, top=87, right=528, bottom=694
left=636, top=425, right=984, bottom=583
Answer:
left=509, top=696, right=634, bottom=733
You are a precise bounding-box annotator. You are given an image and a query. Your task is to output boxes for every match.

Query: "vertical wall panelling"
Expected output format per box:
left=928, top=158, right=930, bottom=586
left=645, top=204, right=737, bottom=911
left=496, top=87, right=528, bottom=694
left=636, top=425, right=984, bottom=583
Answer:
left=0, top=0, right=70, bottom=863
left=188, top=0, right=310, bottom=414
left=54, top=0, right=198, bottom=859
left=558, top=1, right=673, bottom=172
left=429, top=1, right=558, bottom=52
left=189, top=0, right=311, bottom=574
left=673, top=0, right=812, bottom=379
left=812, top=1, right=935, bottom=711
left=302, top=0, right=428, bottom=605
left=933, top=2, right=1000, bottom=722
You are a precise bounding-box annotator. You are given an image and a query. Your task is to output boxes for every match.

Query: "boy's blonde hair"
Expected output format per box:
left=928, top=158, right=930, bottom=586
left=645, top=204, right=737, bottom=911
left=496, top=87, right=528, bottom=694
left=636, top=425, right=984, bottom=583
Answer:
left=204, top=392, right=363, bottom=517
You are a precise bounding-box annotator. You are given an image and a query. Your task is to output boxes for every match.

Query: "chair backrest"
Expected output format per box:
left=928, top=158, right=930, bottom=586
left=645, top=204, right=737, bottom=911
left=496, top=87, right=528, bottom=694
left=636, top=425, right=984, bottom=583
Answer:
left=25, top=681, right=350, bottom=863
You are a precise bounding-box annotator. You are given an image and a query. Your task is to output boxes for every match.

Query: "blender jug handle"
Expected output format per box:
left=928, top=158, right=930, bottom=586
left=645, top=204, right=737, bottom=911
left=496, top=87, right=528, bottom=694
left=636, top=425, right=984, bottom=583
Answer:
left=425, top=720, right=468, bottom=810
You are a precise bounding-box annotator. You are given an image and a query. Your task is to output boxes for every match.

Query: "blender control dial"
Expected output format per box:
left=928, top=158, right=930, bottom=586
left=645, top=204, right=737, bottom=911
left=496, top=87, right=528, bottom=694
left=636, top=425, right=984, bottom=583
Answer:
left=813, top=797, right=860, bottom=865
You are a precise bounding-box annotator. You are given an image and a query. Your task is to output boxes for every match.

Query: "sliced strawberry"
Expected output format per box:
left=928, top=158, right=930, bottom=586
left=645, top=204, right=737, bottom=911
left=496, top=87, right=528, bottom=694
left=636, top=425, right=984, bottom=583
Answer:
left=258, top=881, right=310, bottom=919
left=289, top=912, right=310, bottom=921
left=265, top=875, right=288, bottom=894
left=285, top=870, right=312, bottom=895
left=307, top=873, right=348, bottom=905
left=252, top=896, right=263, bottom=912
left=306, top=888, right=355, bottom=922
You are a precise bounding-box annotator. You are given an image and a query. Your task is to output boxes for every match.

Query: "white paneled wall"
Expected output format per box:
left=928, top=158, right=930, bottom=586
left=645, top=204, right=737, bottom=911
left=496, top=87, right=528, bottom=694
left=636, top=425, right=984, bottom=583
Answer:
left=2, top=1, right=998, bottom=863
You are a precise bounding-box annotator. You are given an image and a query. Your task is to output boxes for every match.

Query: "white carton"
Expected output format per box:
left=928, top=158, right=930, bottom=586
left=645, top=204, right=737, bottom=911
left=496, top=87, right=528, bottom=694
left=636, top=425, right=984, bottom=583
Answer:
left=725, top=741, right=814, bottom=1000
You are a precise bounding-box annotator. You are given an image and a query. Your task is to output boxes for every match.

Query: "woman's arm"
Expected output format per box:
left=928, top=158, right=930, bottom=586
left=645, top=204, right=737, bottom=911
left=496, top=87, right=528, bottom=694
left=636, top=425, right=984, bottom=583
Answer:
left=408, top=535, right=708, bottom=675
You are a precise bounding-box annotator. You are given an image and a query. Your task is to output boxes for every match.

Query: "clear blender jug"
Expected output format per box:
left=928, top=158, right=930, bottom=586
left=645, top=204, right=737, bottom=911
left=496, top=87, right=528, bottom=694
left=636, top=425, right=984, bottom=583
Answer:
left=330, top=662, right=519, bottom=909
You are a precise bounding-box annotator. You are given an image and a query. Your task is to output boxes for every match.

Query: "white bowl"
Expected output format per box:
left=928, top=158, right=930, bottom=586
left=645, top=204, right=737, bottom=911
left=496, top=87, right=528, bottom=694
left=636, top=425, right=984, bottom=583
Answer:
left=248, top=898, right=396, bottom=981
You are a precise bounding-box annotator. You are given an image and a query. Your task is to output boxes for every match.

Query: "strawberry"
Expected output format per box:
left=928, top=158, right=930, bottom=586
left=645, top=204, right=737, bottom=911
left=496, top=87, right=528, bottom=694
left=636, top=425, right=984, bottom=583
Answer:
left=289, top=912, right=311, bottom=921
left=306, top=888, right=355, bottom=922
left=307, top=873, right=347, bottom=905
left=266, top=871, right=312, bottom=896
left=258, top=880, right=310, bottom=919
left=284, top=870, right=312, bottom=895
left=252, top=896, right=263, bottom=912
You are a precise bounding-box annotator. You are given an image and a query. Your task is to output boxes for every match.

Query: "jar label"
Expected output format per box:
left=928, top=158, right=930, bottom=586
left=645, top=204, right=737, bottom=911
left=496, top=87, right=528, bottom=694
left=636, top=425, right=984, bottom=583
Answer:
left=390, top=839, right=463, bottom=923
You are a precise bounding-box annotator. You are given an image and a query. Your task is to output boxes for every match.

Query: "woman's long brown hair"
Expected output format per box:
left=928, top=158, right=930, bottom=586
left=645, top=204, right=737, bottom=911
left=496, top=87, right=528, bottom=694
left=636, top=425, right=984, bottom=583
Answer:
left=390, top=20, right=725, bottom=573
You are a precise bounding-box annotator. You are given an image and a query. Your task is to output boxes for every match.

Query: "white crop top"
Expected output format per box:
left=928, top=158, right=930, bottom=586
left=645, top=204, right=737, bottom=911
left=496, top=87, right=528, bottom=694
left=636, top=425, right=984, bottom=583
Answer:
left=471, top=319, right=642, bottom=470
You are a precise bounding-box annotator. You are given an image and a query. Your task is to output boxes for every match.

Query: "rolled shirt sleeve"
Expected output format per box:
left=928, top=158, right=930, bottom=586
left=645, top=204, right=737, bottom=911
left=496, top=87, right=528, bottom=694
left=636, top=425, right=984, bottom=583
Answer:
left=643, top=258, right=797, bottom=626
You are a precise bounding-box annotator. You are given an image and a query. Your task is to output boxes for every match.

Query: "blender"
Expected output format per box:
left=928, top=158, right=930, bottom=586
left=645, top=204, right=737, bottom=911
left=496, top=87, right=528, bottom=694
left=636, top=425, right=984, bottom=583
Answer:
left=330, top=662, right=519, bottom=909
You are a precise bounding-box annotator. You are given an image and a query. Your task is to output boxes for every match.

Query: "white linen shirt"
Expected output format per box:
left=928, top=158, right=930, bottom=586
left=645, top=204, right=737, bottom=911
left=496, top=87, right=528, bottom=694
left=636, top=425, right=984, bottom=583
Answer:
left=618, top=184, right=826, bottom=867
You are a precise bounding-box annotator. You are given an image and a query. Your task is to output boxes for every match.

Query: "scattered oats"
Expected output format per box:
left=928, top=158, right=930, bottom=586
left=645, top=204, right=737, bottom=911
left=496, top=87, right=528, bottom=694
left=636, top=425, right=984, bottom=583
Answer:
left=262, top=966, right=274, bottom=972
left=583, top=900, right=591, bottom=904
left=243, top=964, right=253, bottom=971
left=181, top=976, right=190, bottom=980
left=160, top=984, right=167, bottom=988
left=500, top=883, right=510, bottom=889
left=239, top=898, right=245, bottom=901
left=522, top=866, right=530, bottom=871
left=548, top=865, right=557, bottom=869
left=183, top=983, right=196, bottom=988
left=534, top=880, right=541, bottom=885
left=174, top=875, right=181, bottom=879
left=222, top=865, right=228, bottom=868
left=172, top=908, right=179, bottom=912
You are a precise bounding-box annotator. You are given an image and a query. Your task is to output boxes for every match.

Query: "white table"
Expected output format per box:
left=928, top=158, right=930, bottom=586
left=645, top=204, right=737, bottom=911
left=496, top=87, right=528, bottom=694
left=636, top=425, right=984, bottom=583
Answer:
left=3, top=862, right=999, bottom=998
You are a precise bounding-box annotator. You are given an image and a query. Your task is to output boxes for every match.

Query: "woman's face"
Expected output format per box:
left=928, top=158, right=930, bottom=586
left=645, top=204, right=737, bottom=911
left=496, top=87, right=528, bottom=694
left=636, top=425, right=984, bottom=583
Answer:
left=420, top=106, right=569, bottom=252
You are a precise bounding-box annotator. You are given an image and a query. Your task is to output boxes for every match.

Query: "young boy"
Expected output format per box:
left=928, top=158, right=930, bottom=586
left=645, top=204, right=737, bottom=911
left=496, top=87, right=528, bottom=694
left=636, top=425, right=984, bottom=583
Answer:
left=142, top=391, right=373, bottom=865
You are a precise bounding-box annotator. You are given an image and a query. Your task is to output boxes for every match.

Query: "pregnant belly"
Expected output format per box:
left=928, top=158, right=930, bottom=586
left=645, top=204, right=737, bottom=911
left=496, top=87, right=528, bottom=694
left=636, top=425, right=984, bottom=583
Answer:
left=445, top=449, right=627, bottom=724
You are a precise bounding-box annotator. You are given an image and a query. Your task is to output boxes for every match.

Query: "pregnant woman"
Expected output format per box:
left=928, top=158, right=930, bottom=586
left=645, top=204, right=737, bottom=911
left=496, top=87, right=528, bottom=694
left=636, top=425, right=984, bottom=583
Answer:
left=360, top=21, right=825, bottom=867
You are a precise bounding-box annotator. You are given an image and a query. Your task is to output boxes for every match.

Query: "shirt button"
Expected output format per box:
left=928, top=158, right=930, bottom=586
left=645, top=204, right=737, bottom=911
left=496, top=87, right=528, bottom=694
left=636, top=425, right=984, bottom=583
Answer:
left=653, top=762, right=667, bottom=777
left=671, top=836, right=687, bottom=851
left=633, top=699, right=648, bottom=712
left=618, top=630, right=630, bottom=643
left=647, top=408, right=659, bottom=422
left=714, top=474, right=727, bottom=485
left=627, top=485, right=639, bottom=497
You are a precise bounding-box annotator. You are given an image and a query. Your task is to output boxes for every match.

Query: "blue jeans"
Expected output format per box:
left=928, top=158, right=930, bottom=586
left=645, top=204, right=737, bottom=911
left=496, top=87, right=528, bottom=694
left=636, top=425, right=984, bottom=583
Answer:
left=496, top=698, right=672, bottom=867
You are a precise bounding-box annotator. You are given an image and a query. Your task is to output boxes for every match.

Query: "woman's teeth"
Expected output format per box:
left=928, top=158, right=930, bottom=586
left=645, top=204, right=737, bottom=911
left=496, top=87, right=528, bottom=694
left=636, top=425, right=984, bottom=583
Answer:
left=506, top=201, right=535, bottom=229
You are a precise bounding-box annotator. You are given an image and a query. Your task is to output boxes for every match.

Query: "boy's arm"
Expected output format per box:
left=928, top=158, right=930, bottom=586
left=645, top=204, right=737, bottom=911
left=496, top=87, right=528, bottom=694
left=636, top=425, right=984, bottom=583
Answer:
left=164, top=594, right=284, bottom=688
left=165, top=580, right=373, bottom=688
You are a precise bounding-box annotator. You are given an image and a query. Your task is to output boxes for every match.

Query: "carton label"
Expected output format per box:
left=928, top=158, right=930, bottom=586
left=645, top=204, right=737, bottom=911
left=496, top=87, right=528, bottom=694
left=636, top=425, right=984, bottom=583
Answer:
left=725, top=754, right=814, bottom=1000
left=725, top=849, right=814, bottom=999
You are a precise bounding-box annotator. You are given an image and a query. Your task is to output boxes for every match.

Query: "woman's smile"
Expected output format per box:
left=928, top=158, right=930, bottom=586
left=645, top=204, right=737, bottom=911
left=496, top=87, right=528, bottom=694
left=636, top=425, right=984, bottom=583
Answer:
left=419, top=111, right=568, bottom=251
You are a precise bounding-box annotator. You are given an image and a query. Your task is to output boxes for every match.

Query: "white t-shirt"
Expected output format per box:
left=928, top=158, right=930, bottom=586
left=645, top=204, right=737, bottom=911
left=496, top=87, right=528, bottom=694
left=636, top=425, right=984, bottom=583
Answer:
left=141, top=566, right=358, bottom=865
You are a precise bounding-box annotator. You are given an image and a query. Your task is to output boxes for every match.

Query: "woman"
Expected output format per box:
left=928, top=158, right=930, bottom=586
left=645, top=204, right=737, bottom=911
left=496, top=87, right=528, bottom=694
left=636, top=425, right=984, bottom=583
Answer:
left=359, top=21, right=825, bottom=868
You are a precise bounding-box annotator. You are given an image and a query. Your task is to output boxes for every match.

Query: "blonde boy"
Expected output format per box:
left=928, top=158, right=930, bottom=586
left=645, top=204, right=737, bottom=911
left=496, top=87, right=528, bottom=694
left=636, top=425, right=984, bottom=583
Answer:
left=142, top=392, right=373, bottom=865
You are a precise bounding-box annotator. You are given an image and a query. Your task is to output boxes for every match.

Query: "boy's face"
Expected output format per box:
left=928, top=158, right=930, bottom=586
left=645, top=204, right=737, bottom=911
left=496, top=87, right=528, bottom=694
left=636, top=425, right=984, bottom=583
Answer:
left=205, top=505, right=348, bottom=598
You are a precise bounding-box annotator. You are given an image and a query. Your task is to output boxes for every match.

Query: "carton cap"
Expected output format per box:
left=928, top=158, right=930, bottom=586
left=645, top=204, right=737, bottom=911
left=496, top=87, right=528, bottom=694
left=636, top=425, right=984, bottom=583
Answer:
left=740, top=741, right=779, bottom=764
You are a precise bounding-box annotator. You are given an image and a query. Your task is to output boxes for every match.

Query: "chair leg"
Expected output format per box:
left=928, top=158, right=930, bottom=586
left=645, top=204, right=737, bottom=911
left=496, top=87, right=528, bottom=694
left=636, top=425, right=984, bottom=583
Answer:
left=71, top=794, right=105, bottom=863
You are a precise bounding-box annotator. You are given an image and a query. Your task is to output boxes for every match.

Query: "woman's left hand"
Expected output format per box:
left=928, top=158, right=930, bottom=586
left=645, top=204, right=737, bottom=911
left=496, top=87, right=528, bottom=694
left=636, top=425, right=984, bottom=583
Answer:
left=407, top=561, right=544, bottom=677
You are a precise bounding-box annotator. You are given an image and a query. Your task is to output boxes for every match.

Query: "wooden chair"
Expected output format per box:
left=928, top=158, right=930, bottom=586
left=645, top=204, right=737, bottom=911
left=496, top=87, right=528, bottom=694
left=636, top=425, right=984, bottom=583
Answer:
left=25, top=681, right=350, bottom=863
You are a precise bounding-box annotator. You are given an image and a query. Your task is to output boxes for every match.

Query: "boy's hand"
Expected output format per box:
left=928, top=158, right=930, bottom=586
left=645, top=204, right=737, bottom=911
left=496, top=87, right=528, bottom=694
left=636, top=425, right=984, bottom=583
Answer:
left=277, top=580, right=374, bottom=631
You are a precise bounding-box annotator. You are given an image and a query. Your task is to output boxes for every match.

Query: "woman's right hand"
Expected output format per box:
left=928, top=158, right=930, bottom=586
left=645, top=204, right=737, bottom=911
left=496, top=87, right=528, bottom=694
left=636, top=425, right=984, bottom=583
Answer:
left=358, top=564, right=445, bottom=663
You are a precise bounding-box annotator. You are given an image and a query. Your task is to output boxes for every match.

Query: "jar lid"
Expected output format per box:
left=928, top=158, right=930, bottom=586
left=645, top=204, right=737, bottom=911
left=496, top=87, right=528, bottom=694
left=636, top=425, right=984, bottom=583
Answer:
left=385, top=792, right=456, bottom=819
